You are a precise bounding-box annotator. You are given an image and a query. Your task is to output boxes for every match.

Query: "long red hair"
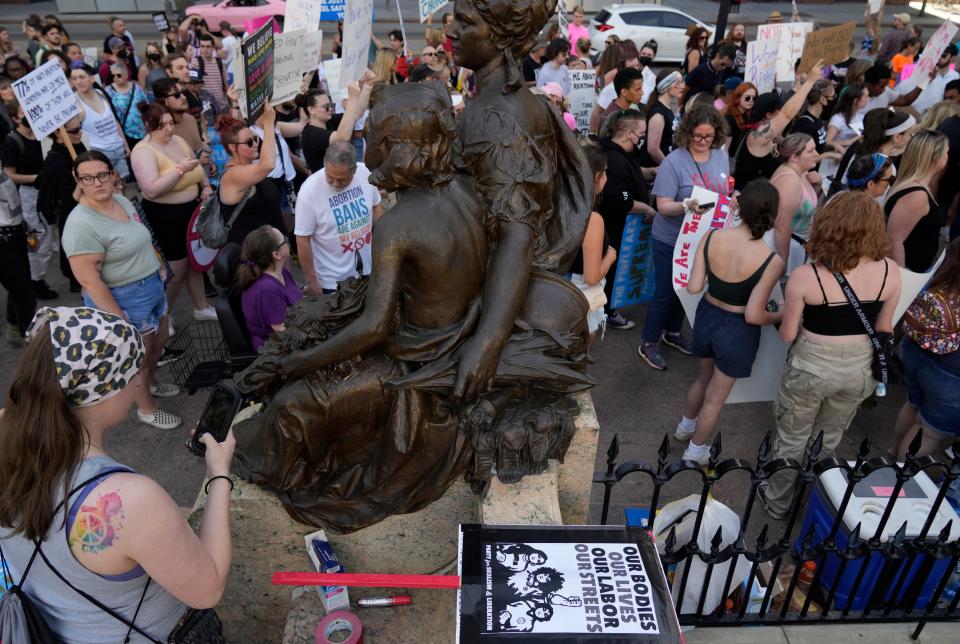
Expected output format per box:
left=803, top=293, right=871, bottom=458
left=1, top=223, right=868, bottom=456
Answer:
left=725, top=82, right=758, bottom=130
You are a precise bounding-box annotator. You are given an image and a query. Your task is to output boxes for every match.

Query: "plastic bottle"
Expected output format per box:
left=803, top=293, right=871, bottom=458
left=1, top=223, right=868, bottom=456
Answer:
left=797, top=561, right=816, bottom=593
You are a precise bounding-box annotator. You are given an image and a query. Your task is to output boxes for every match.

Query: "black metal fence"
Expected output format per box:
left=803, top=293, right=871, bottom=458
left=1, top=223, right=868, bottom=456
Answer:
left=593, top=430, right=960, bottom=638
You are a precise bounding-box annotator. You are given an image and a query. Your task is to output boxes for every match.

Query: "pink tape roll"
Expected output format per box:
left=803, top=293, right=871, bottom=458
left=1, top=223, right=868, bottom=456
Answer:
left=316, top=610, right=363, bottom=644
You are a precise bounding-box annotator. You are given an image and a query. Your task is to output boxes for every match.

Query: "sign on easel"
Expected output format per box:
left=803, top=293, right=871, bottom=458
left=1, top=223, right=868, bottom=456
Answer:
left=12, top=61, right=81, bottom=139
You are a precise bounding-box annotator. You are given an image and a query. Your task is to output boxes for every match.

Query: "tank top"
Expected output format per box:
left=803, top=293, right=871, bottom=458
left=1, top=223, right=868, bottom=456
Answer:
left=141, top=136, right=205, bottom=193
left=734, top=144, right=780, bottom=191
left=704, top=230, right=776, bottom=307
left=569, top=228, right=610, bottom=276
left=802, top=262, right=888, bottom=336
left=0, top=456, right=185, bottom=643
left=883, top=185, right=945, bottom=273
left=639, top=101, right=677, bottom=166
left=79, top=91, right=124, bottom=151
left=220, top=172, right=283, bottom=245
left=771, top=166, right=818, bottom=240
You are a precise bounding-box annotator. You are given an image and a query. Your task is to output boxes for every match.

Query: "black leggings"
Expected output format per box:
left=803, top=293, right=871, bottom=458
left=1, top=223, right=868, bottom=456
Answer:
left=0, top=224, right=37, bottom=334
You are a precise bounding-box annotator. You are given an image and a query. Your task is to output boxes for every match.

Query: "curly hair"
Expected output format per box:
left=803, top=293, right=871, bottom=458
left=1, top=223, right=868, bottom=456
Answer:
left=725, top=82, right=758, bottom=130
left=806, top=191, right=892, bottom=272
left=674, top=105, right=728, bottom=150
left=366, top=81, right=457, bottom=191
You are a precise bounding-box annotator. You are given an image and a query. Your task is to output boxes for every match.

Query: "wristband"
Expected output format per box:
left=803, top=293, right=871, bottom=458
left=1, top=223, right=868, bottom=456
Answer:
left=204, top=475, right=234, bottom=495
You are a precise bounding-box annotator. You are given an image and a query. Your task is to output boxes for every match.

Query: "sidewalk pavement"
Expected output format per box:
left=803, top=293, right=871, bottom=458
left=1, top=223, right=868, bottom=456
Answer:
left=686, top=621, right=954, bottom=642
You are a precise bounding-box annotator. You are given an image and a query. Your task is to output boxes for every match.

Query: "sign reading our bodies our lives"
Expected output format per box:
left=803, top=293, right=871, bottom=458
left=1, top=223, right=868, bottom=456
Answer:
left=757, top=21, right=813, bottom=83
left=899, top=21, right=959, bottom=91
left=340, top=0, right=375, bottom=87
left=567, top=69, right=596, bottom=133
left=243, top=21, right=275, bottom=122
left=610, top=215, right=655, bottom=310
left=419, top=0, right=449, bottom=22
left=12, top=61, right=81, bottom=140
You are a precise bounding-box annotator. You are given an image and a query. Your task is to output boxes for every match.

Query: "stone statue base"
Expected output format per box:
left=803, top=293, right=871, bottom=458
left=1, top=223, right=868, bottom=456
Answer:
left=190, top=393, right=599, bottom=643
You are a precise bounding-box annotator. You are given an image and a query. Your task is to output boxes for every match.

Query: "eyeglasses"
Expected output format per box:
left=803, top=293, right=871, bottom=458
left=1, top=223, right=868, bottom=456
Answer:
left=76, top=171, right=114, bottom=186
left=237, top=136, right=259, bottom=148
left=875, top=175, right=895, bottom=184
left=692, top=134, right=716, bottom=142
left=275, top=239, right=289, bottom=251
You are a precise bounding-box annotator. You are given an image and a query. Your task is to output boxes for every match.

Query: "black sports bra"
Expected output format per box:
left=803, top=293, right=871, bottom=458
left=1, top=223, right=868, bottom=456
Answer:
left=704, top=231, right=776, bottom=307
left=802, top=262, right=888, bottom=336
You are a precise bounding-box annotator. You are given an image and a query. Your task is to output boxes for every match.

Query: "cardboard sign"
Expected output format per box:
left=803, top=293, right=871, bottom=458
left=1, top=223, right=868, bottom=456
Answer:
left=745, top=36, right=778, bottom=93
left=456, top=524, right=681, bottom=642
left=798, top=21, right=855, bottom=73
left=419, top=0, right=449, bottom=22
left=285, top=0, right=323, bottom=33
left=272, top=30, right=306, bottom=104
left=610, top=215, right=655, bottom=310
left=899, top=21, right=959, bottom=91
left=242, top=21, right=275, bottom=122
left=12, top=61, right=81, bottom=139
left=340, top=0, right=374, bottom=87
left=757, top=21, right=813, bottom=83
left=152, top=12, right=170, bottom=32
left=567, top=69, right=596, bottom=133
left=320, top=0, right=347, bottom=21
left=302, top=31, right=323, bottom=71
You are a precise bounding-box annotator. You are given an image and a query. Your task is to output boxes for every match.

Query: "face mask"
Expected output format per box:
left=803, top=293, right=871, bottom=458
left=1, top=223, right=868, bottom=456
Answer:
left=639, top=56, right=653, bottom=67
left=147, top=52, right=161, bottom=62
left=117, top=49, right=128, bottom=59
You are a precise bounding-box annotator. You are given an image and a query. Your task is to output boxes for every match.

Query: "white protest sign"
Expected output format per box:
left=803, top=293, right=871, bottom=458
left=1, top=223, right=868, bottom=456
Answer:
left=419, top=0, right=449, bottom=22
left=757, top=21, right=813, bottom=83
left=898, top=22, right=959, bottom=91
left=671, top=187, right=734, bottom=290
left=894, top=251, right=947, bottom=323
left=232, top=45, right=247, bottom=118
left=323, top=58, right=348, bottom=108
left=745, top=35, right=778, bottom=93
left=340, top=0, right=374, bottom=87
left=302, top=31, right=323, bottom=71
left=285, top=0, right=323, bottom=33
left=272, top=30, right=307, bottom=104
left=12, top=61, right=81, bottom=139
left=568, top=69, right=596, bottom=133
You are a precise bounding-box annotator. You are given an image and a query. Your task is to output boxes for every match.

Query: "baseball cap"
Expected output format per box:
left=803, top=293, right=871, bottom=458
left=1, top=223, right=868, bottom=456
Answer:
left=188, top=68, right=201, bottom=82
left=541, top=82, right=565, bottom=98
left=724, top=76, right=744, bottom=91
left=894, top=13, right=911, bottom=24
left=108, top=36, right=125, bottom=50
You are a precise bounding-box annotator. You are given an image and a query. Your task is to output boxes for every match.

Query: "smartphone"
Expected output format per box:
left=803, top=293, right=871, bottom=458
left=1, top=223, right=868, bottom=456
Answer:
left=698, top=202, right=716, bottom=211
left=190, top=383, right=242, bottom=455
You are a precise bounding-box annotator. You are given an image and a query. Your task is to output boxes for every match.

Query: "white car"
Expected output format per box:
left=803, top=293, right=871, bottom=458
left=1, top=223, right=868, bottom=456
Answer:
left=589, top=5, right=714, bottom=63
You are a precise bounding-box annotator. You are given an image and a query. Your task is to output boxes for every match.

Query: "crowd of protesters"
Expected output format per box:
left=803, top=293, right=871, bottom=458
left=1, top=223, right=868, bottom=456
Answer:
left=0, top=6, right=959, bottom=641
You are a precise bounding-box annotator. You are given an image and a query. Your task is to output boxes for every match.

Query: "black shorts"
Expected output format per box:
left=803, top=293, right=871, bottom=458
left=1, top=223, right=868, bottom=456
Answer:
left=692, top=297, right=762, bottom=379
left=141, top=198, right=198, bottom=262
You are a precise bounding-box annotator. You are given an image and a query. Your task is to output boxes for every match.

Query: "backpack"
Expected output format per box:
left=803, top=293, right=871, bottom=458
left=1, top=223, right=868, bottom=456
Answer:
left=197, top=56, right=228, bottom=104
left=195, top=175, right=254, bottom=249
left=0, top=467, right=156, bottom=644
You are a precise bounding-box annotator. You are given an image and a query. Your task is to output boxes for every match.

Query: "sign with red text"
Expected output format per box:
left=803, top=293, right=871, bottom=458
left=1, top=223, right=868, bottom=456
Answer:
left=12, top=61, right=81, bottom=139
left=671, top=187, right=733, bottom=290
left=757, top=21, right=813, bottom=83
left=899, top=21, right=959, bottom=91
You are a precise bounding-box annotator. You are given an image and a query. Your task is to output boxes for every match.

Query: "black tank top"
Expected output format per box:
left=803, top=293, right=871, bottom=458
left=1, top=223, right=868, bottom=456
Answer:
left=570, top=229, right=610, bottom=276
left=802, top=262, right=888, bottom=335
left=639, top=102, right=676, bottom=166
left=704, top=230, right=776, bottom=307
left=734, top=144, right=780, bottom=191
left=883, top=185, right=945, bottom=273
left=220, top=174, right=284, bottom=246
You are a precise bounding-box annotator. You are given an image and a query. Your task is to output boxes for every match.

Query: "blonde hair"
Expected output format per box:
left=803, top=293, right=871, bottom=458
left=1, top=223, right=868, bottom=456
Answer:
left=372, top=48, right=398, bottom=85
left=919, top=100, right=960, bottom=131
left=892, top=129, right=948, bottom=190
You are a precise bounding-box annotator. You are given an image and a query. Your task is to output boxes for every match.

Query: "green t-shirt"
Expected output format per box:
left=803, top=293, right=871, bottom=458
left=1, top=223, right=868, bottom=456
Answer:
left=62, top=195, right=159, bottom=288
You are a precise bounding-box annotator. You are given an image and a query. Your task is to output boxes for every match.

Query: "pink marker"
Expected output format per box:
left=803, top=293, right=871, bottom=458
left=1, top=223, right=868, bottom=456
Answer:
left=357, top=596, right=412, bottom=608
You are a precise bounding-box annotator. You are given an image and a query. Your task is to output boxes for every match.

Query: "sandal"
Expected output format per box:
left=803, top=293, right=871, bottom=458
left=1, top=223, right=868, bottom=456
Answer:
left=138, top=408, right=183, bottom=430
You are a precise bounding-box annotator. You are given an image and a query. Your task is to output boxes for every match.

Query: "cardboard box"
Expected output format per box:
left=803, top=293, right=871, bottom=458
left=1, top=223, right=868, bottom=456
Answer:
left=304, top=529, right=350, bottom=612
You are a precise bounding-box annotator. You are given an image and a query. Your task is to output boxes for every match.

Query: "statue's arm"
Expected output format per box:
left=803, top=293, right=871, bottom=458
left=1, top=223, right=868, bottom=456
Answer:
left=281, top=226, right=405, bottom=378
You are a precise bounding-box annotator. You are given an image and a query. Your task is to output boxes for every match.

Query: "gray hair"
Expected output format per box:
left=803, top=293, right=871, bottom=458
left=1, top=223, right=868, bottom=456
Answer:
left=109, top=62, right=127, bottom=78
left=324, top=140, right=357, bottom=170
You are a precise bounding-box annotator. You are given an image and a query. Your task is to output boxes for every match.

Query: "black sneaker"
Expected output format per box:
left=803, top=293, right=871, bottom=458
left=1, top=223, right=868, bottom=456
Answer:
left=157, top=347, right=185, bottom=367
left=32, top=280, right=58, bottom=300
left=662, top=332, right=693, bottom=355
left=607, top=311, right=636, bottom=330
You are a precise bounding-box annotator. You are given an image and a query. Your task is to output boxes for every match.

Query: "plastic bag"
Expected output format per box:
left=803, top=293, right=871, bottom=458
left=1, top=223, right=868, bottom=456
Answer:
left=651, top=494, right=752, bottom=615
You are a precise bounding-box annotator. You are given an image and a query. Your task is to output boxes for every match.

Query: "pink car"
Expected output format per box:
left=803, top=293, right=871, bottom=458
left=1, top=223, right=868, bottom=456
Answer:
left=185, top=0, right=287, bottom=30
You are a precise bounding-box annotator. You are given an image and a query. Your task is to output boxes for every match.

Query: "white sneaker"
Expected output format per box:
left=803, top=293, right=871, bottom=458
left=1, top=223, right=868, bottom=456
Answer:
left=193, top=306, right=218, bottom=321
left=167, top=317, right=175, bottom=337
left=137, top=408, right=183, bottom=430
left=675, top=423, right=695, bottom=442
left=682, top=442, right=711, bottom=466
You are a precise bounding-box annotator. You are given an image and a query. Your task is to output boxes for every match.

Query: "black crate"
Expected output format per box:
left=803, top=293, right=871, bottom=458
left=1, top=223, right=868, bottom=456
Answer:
left=168, top=322, right=226, bottom=394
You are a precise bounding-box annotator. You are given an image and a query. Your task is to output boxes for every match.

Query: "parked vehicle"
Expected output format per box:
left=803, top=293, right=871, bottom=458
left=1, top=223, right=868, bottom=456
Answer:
left=185, top=0, right=286, bottom=30
left=589, top=4, right=714, bottom=63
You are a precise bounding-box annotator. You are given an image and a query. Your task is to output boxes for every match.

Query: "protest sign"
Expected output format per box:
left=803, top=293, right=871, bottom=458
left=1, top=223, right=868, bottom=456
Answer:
left=272, top=30, right=306, bottom=104
left=285, top=0, right=323, bottom=33
left=12, top=61, right=81, bottom=140
left=340, top=0, right=374, bottom=86
left=671, top=187, right=734, bottom=290
left=419, top=0, right=449, bottom=22
left=152, top=12, right=170, bottom=32
left=745, top=35, right=778, bottom=93
left=320, top=0, right=347, bottom=21
left=797, top=22, right=855, bottom=73
left=232, top=44, right=247, bottom=118
left=610, top=215, right=655, bottom=310
left=323, top=58, right=348, bottom=107
left=242, top=21, right=275, bottom=122
left=457, top=524, right=681, bottom=641
left=898, top=21, right=959, bottom=91
left=567, top=69, right=596, bottom=133
left=757, top=21, right=813, bottom=83
left=303, top=31, right=323, bottom=70
left=894, top=251, right=946, bottom=324
left=244, top=15, right=281, bottom=36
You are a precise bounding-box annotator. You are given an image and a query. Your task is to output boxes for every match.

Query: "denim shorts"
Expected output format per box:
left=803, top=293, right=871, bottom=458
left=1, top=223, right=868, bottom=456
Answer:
left=84, top=272, right=167, bottom=335
left=901, top=337, right=960, bottom=437
left=692, top=297, right=761, bottom=379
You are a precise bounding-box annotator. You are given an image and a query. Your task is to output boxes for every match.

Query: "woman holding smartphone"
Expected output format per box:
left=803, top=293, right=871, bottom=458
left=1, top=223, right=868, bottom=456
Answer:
left=0, top=306, right=235, bottom=642
left=131, top=102, right=216, bottom=322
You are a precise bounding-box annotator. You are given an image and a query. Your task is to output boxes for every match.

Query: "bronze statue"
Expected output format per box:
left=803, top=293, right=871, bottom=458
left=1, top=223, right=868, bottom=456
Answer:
left=231, top=0, right=593, bottom=534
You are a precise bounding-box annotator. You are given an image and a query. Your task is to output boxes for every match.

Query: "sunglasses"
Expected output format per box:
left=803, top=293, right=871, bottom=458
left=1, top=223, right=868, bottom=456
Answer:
left=112, top=73, right=125, bottom=79
left=163, top=91, right=183, bottom=99
left=76, top=171, right=114, bottom=186
left=423, top=52, right=437, bottom=57
left=236, top=136, right=259, bottom=148
left=743, top=95, right=756, bottom=101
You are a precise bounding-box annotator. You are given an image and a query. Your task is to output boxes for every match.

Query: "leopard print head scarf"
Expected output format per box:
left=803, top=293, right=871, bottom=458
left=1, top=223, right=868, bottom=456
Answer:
left=27, top=307, right=145, bottom=408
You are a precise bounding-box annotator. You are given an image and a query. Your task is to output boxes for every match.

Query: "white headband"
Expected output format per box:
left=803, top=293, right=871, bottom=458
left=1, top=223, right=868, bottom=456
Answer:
left=885, top=114, right=916, bottom=137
